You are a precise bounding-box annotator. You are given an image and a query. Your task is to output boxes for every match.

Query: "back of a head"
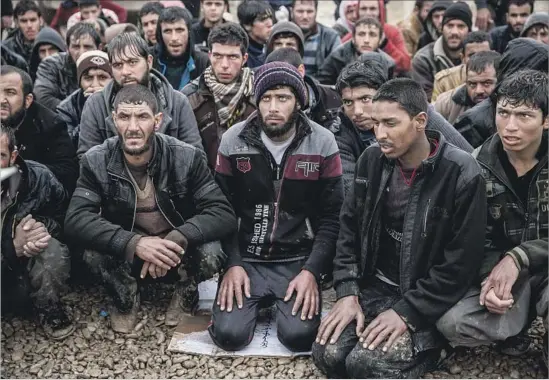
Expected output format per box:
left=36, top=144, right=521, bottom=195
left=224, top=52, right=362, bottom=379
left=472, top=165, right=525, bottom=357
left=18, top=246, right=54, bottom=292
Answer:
left=499, top=37, right=549, bottom=81
left=265, top=47, right=303, bottom=68
left=373, top=78, right=428, bottom=117
left=66, top=22, right=101, bottom=50
left=208, top=22, right=249, bottom=55
left=463, top=30, right=492, bottom=50
left=358, top=51, right=395, bottom=79
left=113, top=84, right=159, bottom=114
left=496, top=69, right=548, bottom=119
left=14, top=0, right=41, bottom=19
left=107, top=33, right=150, bottom=64
left=237, top=0, right=273, bottom=27
left=466, top=50, right=501, bottom=74
left=0, top=65, right=33, bottom=97
left=336, top=61, right=387, bottom=95
left=105, top=23, right=139, bottom=44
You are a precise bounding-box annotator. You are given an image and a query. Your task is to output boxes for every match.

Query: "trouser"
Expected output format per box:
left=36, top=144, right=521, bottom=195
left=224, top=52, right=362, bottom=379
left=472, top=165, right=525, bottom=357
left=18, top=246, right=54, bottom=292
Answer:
left=83, top=241, right=225, bottom=313
left=1, top=237, right=71, bottom=314
left=437, top=271, right=548, bottom=347
left=312, top=279, right=440, bottom=379
left=208, top=259, right=321, bottom=352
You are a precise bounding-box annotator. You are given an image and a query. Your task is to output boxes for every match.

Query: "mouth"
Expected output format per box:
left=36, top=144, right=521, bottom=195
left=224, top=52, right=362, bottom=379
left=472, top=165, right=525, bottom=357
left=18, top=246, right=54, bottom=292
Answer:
left=379, top=143, right=394, bottom=153
left=502, top=136, right=521, bottom=145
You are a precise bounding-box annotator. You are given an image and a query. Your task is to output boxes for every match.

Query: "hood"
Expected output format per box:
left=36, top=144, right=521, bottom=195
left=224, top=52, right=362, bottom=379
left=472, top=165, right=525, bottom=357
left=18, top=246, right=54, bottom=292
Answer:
left=266, top=21, right=305, bottom=56
left=424, top=0, right=452, bottom=39
left=520, top=12, right=549, bottom=37
left=29, top=27, right=67, bottom=77
left=330, top=41, right=357, bottom=64
left=498, top=38, right=549, bottom=82
left=358, top=50, right=395, bottom=79
left=154, top=12, right=195, bottom=65
left=336, top=1, right=358, bottom=32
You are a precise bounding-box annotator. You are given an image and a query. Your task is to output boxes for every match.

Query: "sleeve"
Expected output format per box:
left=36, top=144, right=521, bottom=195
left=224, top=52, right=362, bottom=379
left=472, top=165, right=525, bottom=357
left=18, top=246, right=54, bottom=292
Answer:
left=427, top=106, right=473, bottom=153
left=34, top=58, right=63, bottom=110
left=381, top=27, right=411, bottom=73
left=316, top=54, right=340, bottom=86
left=392, top=171, right=487, bottom=331
left=77, top=94, right=105, bottom=157
left=335, top=130, right=359, bottom=196
left=34, top=170, right=69, bottom=238
left=175, top=93, right=205, bottom=150
left=431, top=75, right=445, bottom=102
left=44, top=119, right=79, bottom=194
left=453, top=110, right=488, bottom=149
left=506, top=239, right=548, bottom=275
left=411, top=54, right=434, bottom=101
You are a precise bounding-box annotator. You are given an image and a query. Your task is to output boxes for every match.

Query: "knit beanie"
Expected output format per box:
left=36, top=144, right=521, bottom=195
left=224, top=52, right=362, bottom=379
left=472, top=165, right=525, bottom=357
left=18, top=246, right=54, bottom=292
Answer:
left=254, top=61, right=308, bottom=108
left=442, top=2, right=472, bottom=31
left=76, top=50, right=112, bottom=84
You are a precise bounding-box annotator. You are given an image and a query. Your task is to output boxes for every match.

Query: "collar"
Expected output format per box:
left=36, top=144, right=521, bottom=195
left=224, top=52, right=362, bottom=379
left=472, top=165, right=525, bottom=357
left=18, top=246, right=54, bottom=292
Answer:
left=239, top=110, right=312, bottom=147
left=107, top=134, right=161, bottom=180
left=382, top=130, right=446, bottom=173
left=433, top=36, right=454, bottom=66
left=451, top=84, right=474, bottom=106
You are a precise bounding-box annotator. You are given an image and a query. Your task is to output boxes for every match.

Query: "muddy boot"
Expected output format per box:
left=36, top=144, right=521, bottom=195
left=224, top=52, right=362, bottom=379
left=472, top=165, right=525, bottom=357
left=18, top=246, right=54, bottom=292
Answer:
left=498, top=332, right=532, bottom=356
left=165, top=279, right=199, bottom=326
left=110, top=293, right=140, bottom=334
left=38, top=304, right=75, bottom=340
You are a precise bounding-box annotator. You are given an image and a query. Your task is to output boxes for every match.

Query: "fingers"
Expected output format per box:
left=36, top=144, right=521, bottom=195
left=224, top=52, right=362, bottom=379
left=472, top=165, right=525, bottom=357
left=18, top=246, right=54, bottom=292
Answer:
left=355, top=311, right=365, bottom=336
left=157, top=246, right=180, bottom=267
left=244, top=274, right=251, bottom=298
left=301, top=290, right=311, bottom=321
left=20, top=214, right=33, bottom=231
left=479, top=280, right=492, bottom=306
left=316, top=313, right=338, bottom=345
left=141, top=262, right=150, bottom=279
left=149, top=262, right=158, bottom=279
left=284, top=281, right=296, bottom=303
left=501, top=280, right=514, bottom=301
left=361, top=317, right=378, bottom=342
left=162, top=240, right=184, bottom=255
left=329, top=318, right=351, bottom=345
left=486, top=291, right=513, bottom=309
left=365, top=326, right=390, bottom=350
left=383, top=329, right=402, bottom=352
left=361, top=320, right=385, bottom=348
left=226, top=281, right=235, bottom=312
left=315, top=289, right=320, bottom=316
left=234, top=279, right=244, bottom=309
left=218, top=280, right=227, bottom=311
left=307, top=290, right=317, bottom=320
left=153, top=251, right=177, bottom=269
left=292, top=289, right=304, bottom=317
left=316, top=312, right=334, bottom=343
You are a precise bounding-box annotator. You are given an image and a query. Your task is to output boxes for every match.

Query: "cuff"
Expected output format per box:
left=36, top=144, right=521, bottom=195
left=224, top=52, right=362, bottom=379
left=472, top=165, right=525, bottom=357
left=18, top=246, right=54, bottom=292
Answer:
left=177, top=222, right=204, bottom=246
left=226, top=254, right=244, bottom=269
left=505, top=250, right=524, bottom=270
left=164, top=229, right=189, bottom=251
left=391, top=299, right=423, bottom=332
left=124, top=235, right=141, bottom=262
left=335, top=281, right=360, bottom=300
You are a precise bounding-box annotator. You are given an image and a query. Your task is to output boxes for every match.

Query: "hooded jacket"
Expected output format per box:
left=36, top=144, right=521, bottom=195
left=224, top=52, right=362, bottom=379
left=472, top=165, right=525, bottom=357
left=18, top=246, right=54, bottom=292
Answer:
left=417, top=0, right=451, bottom=51
left=0, top=43, right=29, bottom=73
left=265, top=21, right=305, bottom=57
left=521, top=12, right=549, bottom=37
left=333, top=0, right=357, bottom=39
left=34, top=52, right=79, bottom=110
left=490, top=24, right=519, bottom=54
left=455, top=38, right=549, bottom=148
left=3, top=29, right=34, bottom=64
left=434, top=84, right=474, bottom=124
left=374, top=0, right=411, bottom=74
left=431, top=64, right=466, bottom=102
left=29, top=27, right=67, bottom=80
left=77, top=69, right=203, bottom=157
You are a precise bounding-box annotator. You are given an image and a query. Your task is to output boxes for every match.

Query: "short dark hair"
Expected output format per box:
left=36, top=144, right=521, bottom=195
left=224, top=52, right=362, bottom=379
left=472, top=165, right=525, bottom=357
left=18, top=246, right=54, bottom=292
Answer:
left=1, top=123, right=17, bottom=153
left=496, top=69, right=548, bottom=119
left=139, top=1, right=165, bottom=18
left=507, top=0, right=534, bottom=11
left=113, top=84, right=159, bottom=114
left=462, top=31, right=492, bottom=51
left=237, top=0, right=273, bottom=27
left=466, top=50, right=501, bottom=74
left=79, top=0, right=100, bottom=9
left=336, top=61, right=386, bottom=95
left=66, top=22, right=101, bottom=49
left=0, top=65, right=33, bottom=97
left=208, top=22, right=249, bottom=55
left=292, top=0, right=318, bottom=10
left=14, top=0, right=41, bottom=18
left=373, top=78, right=428, bottom=118
left=158, top=6, right=193, bottom=27
left=108, top=33, right=150, bottom=63
left=353, top=17, right=382, bottom=36
left=265, top=47, right=303, bottom=67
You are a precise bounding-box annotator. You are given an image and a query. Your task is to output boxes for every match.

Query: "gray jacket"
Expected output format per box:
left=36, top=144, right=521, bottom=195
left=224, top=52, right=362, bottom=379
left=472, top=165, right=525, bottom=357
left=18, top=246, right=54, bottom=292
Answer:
left=77, top=69, right=203, bottom=157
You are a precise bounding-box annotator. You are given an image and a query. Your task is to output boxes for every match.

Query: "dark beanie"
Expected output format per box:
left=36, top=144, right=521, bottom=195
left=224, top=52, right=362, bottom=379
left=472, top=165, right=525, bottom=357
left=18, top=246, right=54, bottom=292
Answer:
left=76, top=50, right=112, bottom=84
left=442, top=2, right=472, bottom=31
left=254, top=62, right=308, bottom=108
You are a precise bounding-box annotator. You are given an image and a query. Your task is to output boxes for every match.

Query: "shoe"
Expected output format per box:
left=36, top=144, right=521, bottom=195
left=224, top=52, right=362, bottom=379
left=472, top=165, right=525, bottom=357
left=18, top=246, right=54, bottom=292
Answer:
left=498, top=333, right=532, bottom=356
left=165, top=279, right=198, bottom=327
left=38, top=305, right=75, bottom=340
left=110, top=293, right=140, bottom=334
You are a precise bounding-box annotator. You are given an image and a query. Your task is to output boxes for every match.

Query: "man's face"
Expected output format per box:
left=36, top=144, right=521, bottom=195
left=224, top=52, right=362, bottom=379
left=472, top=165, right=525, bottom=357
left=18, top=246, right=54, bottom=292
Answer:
left=209, top=43, right=246, bottom=84
left=0, top=134, right=17, bottom=169
left=111, top=47, right=152, bottom=87
left=258, top=86, right=298, bottom=138
left=358, top=0, right=380, bottom=20
left=203, top=0, right=226, bottom=24
left=80, top=68, right=112, bottom=92
left=38, top=44, right=60, bottom=61
left=0, top=73, right=27, bottom=126
left=341, top=86, right=377, bottom=131
left=114, top=103, right=160, bottom=156
left=141, top=13, right=159, bottom=44
left=17, top=10, right=41, bottom=41
left=346, top=3, right=359, bottom=23
left=161, top=20, right=189, bottom=57
left=466, top=65, right=497, bottom=104
left=353, top=24, right=381, bottom=53
left=431, top=9, right=445, bottom=32
left=80, top=5, right=101, bottom=20
left=507, top=3, right=531, bottom=33
left=461, top=41, right=490, bottom=64
left=442, top=19, right=469, bottom=51
left=272, top=36, right=299, bottom=52
left=292, top=1, right=316, bottom=32
left=372, top=100, right=423, bottom=160
left=525, top=25, right=549, bottom=45
left=496, top=98, right=547, bottom=153
left=249, top=15, right=273, bottom=44
left=68, top=34, right=98, bottom=63
left=419, top=1, right=434, bottom=22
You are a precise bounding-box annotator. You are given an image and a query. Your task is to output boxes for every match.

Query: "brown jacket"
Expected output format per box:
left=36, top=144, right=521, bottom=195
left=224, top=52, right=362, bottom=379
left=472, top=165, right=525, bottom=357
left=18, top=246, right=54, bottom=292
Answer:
left=431, top=64, right=466, bottom=102
left=434, top=84, right=473, bottom=125
left=397, top=12, right=424, bottom=57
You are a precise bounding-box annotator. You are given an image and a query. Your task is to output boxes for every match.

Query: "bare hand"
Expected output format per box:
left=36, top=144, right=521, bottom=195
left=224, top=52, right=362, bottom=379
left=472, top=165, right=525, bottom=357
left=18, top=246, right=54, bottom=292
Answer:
left=83, top=86, right=103, bottom=96
left=482, top=288, right=514, bottom=314
left=140, top=261, right=169, bottom=279
left=135, top=236, right=183, bottom=270
left=480, top=255, right=519, bottom=304
left=360, top=309, right=407, bottom=352
left=316, top=295, right=365, bottom=345
left=475, top=8, right=492, bottom=31
left=284, top=270, right=319, bottom=320
left=13, top=215, right=50, bottom=257
left=216, top=266, right=250, bottom=312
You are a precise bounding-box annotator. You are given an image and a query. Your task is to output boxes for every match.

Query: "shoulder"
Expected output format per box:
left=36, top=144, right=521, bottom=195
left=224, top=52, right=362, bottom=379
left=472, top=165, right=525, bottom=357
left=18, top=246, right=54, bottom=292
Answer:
left=413, top=43, right=433, bottom=61
left=38, top=52, right=65, bottom=69
left=441, top=143, right=482, bottom=186
left=82, top=137, right=116, bottom=166
left=182, top=78, right=200, bottom=97
left=383, top=23, right=401, bottom=36
left=222, top=119, right=248, bottom=141
left=434, top=65, right=461, bottom=81
left=318, top=23, right=339, bottom=38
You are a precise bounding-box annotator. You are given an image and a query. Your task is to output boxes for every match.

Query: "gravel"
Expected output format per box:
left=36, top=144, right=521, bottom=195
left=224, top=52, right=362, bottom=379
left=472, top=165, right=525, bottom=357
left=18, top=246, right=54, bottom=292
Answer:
left=1, top=284, right=546, bottom=379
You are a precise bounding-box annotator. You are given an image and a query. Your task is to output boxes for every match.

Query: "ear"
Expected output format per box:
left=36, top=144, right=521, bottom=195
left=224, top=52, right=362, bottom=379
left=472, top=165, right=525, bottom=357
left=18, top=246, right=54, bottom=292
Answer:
left=297, top=64, right=305, bottom=78
left=242, top=53, right=248, bottom=66
left=244, top=24, right=252, bottom=33
left=543, top=116, right=549, bottom=131
left=10, top=148, right=18, bottom=166
left=147, top=54, right=154, bottom=70
left=414, top=111, right=428, bottom=132
left=24, top=93, right=33, bottom=109
left=39, top=16, right=44, bottom=27
left=154, top=112, right=163, bottom=131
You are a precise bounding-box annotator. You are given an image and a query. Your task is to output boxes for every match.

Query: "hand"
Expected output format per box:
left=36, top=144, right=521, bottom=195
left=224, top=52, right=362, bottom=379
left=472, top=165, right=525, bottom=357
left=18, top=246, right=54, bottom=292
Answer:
left=475, top=8, right=492, bottom=31
left=83, top=86, right=103, bottom=97
left=316, top=295, right=365, bottom=345
left=482, top=287, right=514, bottom=314
left=480, top=255, right=519, bottom=304
left=134, top=236, right=183, bottom=271
left=140, top=261, right=169, bottom=279
left=284, top=270, right=319, bottom=320
left=359, top=309, right=407, bottom=352
left=13, top=215, right=50, bottom=257
left=2, top=16, right=13, bottom=28
left=216, top=266, right=250, bottom=312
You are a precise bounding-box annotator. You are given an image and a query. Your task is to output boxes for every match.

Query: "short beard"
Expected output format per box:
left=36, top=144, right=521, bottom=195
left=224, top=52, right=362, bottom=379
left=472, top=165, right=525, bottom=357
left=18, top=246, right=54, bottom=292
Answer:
left=120, top=132, right=154, bottom=156
left=2, top=107, right=26, bottom=129
left=113, top=72, right=150, bottom=93
left=258, top=107, right=299, bottom=139
left=442, top=37, right=462, bottom=52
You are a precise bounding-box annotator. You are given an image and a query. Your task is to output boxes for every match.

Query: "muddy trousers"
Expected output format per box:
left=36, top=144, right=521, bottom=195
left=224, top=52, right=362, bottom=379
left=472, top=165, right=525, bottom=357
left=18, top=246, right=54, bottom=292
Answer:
left=83, top=241, right=225, bottom=313
left=436, top=271, right=548, bottom=347
left=1, top=238, right=70, bottom=314
left=312, top=281, right=440, bottom=379
left=208, top=259, right=321, bottom=353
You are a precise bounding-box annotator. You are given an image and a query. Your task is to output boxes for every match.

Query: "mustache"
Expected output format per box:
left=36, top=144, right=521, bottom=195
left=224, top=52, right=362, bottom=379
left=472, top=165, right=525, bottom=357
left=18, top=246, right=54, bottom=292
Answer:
left=378, top=140, right=393, bottom=148
left=124, top=132, right=145, bottom=139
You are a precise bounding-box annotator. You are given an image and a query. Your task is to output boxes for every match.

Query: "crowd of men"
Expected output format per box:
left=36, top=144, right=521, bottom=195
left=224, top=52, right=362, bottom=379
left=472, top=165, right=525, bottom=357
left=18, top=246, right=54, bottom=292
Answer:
left=0, top=0, right=547, bottom=376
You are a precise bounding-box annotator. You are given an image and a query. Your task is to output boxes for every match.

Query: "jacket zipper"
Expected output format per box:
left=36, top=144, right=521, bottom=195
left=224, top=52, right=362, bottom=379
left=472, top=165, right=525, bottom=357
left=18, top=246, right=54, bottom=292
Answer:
left=109, top=172, right=138, bottom=231
left=422, top=198, right=431, bottom=238
left=268, top=160, right=286, bottom=256
left=2, top=193, right=18, bottom=234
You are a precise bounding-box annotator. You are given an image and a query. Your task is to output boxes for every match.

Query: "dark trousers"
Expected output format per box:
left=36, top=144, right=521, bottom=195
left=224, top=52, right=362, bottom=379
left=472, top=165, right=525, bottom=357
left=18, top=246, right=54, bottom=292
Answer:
left=208, top=259, right=321, bottom=352
left=312, top=280, right=440, bottom=379
left=83, top=241, right=225, bottom=313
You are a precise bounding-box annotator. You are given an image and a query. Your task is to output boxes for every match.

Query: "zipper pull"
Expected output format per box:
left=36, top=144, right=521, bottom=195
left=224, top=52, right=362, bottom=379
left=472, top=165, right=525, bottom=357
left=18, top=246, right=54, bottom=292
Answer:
left=277, top=166, right=280, bottom=180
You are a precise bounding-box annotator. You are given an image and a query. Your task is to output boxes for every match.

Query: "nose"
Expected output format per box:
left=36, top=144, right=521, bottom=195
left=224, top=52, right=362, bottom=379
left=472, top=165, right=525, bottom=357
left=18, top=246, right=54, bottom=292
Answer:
left=220, top=56, right=230, bottom=68
left=505, top=115, right=519, bottom=132
left=352, top=102, right=363, bottom=117
left=121, top=63, right=132, bottom=76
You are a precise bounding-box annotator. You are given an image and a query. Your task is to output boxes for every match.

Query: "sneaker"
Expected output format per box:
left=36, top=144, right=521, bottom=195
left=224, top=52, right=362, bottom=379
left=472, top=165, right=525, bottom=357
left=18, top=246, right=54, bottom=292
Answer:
left=38, top=305, right=75, bottom=340
left=165, top=279, right=198, bottom=327
left=498, top=333, right=532, bottom=356
left=110, top=293, right=140, bottom=334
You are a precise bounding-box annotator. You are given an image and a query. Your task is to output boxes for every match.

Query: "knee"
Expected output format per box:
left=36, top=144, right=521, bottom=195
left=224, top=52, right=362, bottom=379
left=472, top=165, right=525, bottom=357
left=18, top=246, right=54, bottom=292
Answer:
left=277, top=319, right=318, bottom=352
left=312, top=341, right=350, bottom=376
left=436, top=306, right=463, bottom=343
left=209, top=312, right=252, bottom=351
left=193, top=241, right=226, bottom=280
left=345, top=344, right=382, bottom=379
left=28, top=238, right=71, bottom=282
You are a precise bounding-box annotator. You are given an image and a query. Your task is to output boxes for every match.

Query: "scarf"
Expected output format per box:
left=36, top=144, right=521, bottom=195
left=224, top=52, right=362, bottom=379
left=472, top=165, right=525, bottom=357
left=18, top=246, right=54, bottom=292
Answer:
left=203, top=66, right=254, bottom=127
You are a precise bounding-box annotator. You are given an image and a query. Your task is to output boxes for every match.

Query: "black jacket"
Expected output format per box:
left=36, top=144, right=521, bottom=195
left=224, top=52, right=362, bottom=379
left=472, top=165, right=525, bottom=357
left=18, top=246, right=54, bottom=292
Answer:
left=333, top=130, right=486, bottom=349
left=1, top=157, right=68, bottom=267
left=416, top=0, right=451, bottom=51
left=473, top=134, right=548, bottom=281
left=64, top=134, right=236, bottom=258
left=215, top=111, right=344, bottom=279
left=1, top=42, right=29, bottom=72
left=29, top=26, right=67, bottom=80
left=303, top=74, right=342, bottom=127
left=56, top=89, right=87, bottom=148
left=489, top=25, right=517, bottom=54
left=3, top=29, right=33, bottom=63
left=454, top=38, right=549, bottom=148
left=13, top=101, right=78, bottom=193
left=34, top=52, right=78, bottom=110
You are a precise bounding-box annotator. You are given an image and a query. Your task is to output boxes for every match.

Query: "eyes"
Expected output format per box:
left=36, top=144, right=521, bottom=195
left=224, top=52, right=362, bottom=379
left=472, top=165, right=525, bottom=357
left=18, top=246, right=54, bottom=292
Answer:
left=342, top=96, right=373, bottom=106
left=261, top=95, right=290, bottom=103
left=112, top=59, right=140, bottom=69
left=497, top=110, right=532, bottom=120
left=212, top=53, right=240, bottom=60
